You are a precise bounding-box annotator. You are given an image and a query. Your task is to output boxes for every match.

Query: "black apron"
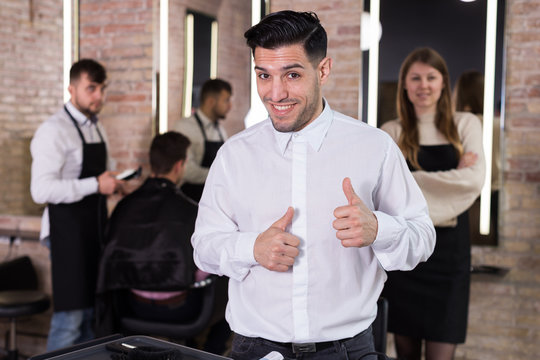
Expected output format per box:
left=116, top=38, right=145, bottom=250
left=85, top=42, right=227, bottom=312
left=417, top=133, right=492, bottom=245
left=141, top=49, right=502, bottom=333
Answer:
left=180, top=113, right=224, bottom=202
left=48, top=106, right=107, bottom=311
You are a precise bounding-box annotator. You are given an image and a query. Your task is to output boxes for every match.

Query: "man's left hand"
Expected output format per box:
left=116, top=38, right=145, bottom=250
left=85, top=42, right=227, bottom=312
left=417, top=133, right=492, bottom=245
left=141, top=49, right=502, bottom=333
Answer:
left=333, top=177, right=378, bottom=247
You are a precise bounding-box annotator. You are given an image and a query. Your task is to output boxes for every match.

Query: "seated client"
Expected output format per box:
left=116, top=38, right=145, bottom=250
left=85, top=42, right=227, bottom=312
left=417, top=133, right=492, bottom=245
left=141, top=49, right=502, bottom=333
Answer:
left=95, top=131, right=206, bottom=335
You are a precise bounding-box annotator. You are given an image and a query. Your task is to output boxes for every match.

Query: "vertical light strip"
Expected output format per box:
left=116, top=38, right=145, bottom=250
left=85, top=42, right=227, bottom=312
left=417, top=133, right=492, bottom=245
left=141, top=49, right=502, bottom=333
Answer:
left=63, top=0, right=72, bottom=102
left=151, top=0, right=159, bottom=136
left=250, top=0, right=261, bottom=111
left=210, top=21, right=218, bottom=79
left=243, top=0, right=268, bottom=128
left=479, top=0, right=498, bottom=235
left=73, top=0, right=79, bottom=61
left=159, top=0, right=169, bottom=133
left=183, top=13, right=194, bottom=118
left=367, top=0, right=380, bottom=127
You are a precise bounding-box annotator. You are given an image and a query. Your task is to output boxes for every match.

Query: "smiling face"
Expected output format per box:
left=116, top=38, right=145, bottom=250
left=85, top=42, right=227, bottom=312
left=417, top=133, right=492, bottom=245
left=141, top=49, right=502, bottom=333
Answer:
left=404, top=61, right=444, bottom=116
left=254, top=43, right=331, bottom=132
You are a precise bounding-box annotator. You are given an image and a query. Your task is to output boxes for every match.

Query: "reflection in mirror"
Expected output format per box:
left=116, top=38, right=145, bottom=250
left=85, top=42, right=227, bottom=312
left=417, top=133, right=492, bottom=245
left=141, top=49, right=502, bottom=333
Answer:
left=362, top=0, right=506, bottom=245
left=183, top=10, right=218, bottom=118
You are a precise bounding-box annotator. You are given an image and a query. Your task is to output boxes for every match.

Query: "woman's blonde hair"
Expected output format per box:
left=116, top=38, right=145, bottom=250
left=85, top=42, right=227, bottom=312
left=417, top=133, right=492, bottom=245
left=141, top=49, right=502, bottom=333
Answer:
left=396, top=47, right=463, bottom=170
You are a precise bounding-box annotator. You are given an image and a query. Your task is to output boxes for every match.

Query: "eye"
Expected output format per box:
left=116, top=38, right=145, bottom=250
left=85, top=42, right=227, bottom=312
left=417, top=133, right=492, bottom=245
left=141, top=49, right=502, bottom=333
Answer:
left=87, top=85, right=96, bottom=92
left=257, top=73, right=269, bottom=80
left=287, top=72, right=300, bottom=79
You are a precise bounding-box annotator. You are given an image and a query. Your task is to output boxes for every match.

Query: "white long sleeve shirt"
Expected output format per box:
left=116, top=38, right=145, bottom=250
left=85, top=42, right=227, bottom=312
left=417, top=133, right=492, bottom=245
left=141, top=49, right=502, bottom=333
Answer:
left=192, top=101, right=435, bottom=343
left=172, top=110, right=228, bottom=185
left=30, top=101, right=112, bottom=240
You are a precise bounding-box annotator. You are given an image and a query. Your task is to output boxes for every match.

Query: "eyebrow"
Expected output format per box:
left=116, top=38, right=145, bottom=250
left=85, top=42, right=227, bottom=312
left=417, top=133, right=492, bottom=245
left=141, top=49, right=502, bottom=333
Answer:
left=254, top=63, right=305, bottom=72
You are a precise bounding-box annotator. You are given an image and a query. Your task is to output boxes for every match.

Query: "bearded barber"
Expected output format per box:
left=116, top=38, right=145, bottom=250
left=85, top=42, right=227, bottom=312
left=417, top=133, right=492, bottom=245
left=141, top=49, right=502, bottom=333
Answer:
left=173, top=78, right=232, bottom=202
left=30, top=59, right=121, bottom=351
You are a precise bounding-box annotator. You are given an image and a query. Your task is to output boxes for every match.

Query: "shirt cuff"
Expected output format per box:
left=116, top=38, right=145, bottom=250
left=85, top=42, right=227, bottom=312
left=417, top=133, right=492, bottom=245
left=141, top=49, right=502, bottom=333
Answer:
left=370, top=210, right=397, bottom=268
left=234, top=231, right=259, bottom=266
left=80, top=176, right=99, bottom=196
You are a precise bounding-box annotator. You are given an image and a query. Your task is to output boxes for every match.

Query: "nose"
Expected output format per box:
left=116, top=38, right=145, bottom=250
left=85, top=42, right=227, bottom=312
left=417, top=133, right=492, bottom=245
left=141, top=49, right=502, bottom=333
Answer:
left=419, top=78, right=429, bottom=88
left=270, top=77, right=288, bottom=102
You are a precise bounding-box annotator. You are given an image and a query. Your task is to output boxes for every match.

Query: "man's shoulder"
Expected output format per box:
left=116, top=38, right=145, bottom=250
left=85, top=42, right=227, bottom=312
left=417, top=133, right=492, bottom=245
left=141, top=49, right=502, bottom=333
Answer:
left=33, top=108, right=71, bottom=138
left=173, top=115, right=198, bottom=131
left=331, top=110, right=393, bottom=140
left=221, top=119, right=271, bottom=147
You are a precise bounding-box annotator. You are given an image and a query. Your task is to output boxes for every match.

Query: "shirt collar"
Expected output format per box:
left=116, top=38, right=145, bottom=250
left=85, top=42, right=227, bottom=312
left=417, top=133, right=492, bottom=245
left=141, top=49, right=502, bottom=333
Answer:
left=66, top=101, right=96, bottom=126
left=274, top=98, right=333, bottom=155
left=196, top=109, right=217, bottom=128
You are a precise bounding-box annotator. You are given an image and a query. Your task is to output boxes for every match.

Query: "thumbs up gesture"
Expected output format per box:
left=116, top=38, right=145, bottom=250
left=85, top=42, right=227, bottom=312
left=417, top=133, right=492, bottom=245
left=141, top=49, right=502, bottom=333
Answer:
left=254, top=207, right=300, bottom=272
left=333, top=177, right=378, bottom=248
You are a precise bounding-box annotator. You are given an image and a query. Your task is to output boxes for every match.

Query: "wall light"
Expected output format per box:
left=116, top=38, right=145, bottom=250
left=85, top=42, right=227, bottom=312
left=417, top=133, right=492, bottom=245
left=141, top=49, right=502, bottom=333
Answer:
left=479, top=0, right=498, bottom=235
left=366, top=0, right=380, bottom=128
left=182, top=13, right=194, bottom=118
left=210, top=20, right=218, bottom=79
left=159, top=0, right=169, bottom=133
left=63, top=0, right=72, bottom=102
left=244, top=0, right=268, bottom=128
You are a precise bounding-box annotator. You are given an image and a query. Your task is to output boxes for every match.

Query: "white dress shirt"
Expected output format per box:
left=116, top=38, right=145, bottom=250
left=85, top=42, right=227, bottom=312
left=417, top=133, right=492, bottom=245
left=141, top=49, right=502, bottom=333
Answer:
left=172, top=110, right=228, bottom=185
left=192, top=100, right=435, bottom=343
left=30, top=101, right=111, bottom=240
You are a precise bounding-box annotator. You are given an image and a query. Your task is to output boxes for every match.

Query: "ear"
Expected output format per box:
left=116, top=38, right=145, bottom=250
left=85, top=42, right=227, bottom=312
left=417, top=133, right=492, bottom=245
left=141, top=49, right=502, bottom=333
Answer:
left=318, top=57, right=332, bottom=85
left=68, top=84, right=74, bottom=97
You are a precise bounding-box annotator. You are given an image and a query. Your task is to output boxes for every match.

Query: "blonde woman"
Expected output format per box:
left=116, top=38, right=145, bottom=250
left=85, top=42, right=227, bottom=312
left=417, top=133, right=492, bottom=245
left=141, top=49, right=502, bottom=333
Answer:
left=381, top=48, right=485, bottom=360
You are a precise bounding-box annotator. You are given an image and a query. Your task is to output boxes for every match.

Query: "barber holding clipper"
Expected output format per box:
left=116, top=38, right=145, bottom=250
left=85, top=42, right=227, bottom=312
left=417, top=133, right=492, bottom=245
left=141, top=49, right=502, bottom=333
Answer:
left=31, top=59, right=122, bottom=351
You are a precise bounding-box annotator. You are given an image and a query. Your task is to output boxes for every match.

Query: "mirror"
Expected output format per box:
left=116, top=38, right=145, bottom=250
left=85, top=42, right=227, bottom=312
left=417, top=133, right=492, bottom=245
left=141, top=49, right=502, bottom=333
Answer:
left=362, top=0, right=506, bottom=246
left=183, top=10, right=218, bottom=118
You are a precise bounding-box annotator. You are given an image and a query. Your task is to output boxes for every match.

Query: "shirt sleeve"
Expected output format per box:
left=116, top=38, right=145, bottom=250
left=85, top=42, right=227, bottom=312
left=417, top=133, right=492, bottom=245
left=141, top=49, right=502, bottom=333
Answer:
left=191, top=149, right=259, bottom=281
left=173, top=118, right=210, bottom=184
left=30, top=122, right=98, bottom=205
left=411, top=113, right=486, bottom=225
left=370, top=138, right=436, bottom=271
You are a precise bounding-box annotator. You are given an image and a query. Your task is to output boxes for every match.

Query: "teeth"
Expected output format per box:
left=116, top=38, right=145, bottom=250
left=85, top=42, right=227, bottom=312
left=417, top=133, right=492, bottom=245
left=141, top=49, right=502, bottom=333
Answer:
left=273, top=104, right=293, bottom=111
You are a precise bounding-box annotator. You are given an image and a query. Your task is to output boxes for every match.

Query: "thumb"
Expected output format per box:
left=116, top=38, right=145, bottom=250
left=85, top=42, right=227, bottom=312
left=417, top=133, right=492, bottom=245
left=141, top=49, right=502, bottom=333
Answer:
left=342, top=177, right=361, bottom=206
left=272, top=206, right=294, bottom=231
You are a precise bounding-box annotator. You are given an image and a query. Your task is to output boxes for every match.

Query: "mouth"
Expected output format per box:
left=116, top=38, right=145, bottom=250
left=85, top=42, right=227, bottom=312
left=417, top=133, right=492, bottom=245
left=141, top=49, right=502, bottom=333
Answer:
left=268, top=102, right=296, bottom=117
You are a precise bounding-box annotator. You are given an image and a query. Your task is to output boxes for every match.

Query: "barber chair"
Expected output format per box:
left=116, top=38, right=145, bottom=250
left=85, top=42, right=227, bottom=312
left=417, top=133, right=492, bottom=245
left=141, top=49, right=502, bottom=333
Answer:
left=120, top=276, right=216, bottom=343
left=0, top=256, right=50, bottom=360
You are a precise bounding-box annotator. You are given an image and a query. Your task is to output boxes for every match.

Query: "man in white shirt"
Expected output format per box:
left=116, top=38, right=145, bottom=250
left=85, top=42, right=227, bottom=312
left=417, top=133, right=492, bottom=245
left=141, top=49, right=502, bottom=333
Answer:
left=191, top=10, right=436, bottom=360
left=30, top=59, right=121, bottom=351
left=173, top=78, right=232, bottom=202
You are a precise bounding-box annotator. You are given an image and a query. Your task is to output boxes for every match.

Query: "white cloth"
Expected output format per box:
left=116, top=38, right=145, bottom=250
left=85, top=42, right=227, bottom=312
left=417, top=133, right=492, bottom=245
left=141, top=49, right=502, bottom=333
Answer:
left=192, top=100, right=435, bottom=343
left=381, top=111, right=485, bottom=226
left=172, top=109, right=228, bottom=185
left=30, top=101, right=112, bottom=240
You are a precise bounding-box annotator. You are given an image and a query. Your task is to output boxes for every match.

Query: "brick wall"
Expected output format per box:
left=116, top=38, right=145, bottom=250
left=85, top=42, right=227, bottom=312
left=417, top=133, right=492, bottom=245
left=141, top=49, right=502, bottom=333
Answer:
left=79, top=0, right=155, bottom=173
left=0, top=0, right=63, bottom=216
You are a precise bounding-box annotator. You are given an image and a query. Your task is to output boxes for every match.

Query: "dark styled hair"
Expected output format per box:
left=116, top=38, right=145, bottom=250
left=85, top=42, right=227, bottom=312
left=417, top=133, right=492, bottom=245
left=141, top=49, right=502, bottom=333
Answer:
left=200, top=78, right=232, bottom=104
left=455, top=70, right=484, bottom=115
left=150, top=131, right=191, bottom=175
left=69, top=58, right=107, bottom=84
left=244, top=10, right=327, bottom=65
left=396, top=47, right=462, bottom=170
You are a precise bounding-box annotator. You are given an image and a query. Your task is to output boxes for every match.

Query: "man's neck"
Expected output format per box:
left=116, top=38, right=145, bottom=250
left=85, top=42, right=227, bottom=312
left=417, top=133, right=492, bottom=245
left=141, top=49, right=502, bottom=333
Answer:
left=151, top=173, right=179, bottom=184
left=199, top=107, right=217, bottom=124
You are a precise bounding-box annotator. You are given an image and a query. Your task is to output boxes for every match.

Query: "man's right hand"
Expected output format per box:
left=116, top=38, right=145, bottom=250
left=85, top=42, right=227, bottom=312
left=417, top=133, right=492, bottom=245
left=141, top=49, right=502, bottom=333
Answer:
left=254, top=207, right=299, bottom=272
left=97, top=171, right=121, bottom=195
